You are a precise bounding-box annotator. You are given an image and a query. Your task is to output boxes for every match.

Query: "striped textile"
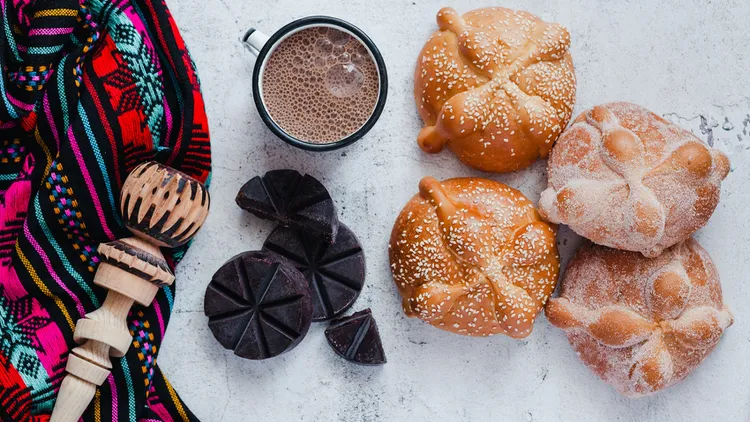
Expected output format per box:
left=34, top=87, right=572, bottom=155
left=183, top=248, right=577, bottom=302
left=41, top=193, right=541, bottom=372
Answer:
left=0, top=0, right=210, bottom=421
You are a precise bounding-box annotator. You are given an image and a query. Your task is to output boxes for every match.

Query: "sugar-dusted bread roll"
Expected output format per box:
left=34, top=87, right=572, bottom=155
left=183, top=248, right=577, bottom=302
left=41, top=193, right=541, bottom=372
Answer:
left=539, top=102, right=730, bottom=257
left=415, top=7, right=576, bottom=173
left=389, top=177, right=559, bottom=337
left=546, top=239, right=733, bottom=397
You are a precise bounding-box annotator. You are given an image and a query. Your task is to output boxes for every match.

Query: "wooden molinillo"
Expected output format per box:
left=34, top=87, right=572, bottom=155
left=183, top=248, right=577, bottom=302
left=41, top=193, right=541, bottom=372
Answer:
left=50, top=162, right=210, bottom=422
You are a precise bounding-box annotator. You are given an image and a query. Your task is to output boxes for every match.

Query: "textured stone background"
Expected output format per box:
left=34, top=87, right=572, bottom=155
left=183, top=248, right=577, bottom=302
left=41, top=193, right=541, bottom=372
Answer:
left=159, top=1, right=750, bottom=420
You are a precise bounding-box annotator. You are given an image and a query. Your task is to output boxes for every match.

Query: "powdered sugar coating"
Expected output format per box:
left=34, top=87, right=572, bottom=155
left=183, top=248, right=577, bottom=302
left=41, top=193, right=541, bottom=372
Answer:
left=389, top=177, right=559, bottom=338
left=539, top=102, right=730, bottom=257
left=414, top=7, right=576, bottom=172
left=545, top=239, right=733, bottom=397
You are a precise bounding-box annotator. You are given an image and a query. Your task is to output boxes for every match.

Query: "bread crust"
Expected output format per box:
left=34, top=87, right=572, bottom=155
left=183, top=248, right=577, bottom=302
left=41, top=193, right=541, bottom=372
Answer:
left=539, top=102, right=730, bottom=257
left=545, top=239, right=733, bottom=397
left=414, top=7, right=576, bottom=173
left=389, top=176, right=559, bottom=337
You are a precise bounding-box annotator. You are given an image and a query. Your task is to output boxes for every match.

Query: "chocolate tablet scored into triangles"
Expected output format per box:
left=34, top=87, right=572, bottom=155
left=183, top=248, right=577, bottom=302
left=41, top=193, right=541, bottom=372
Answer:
left=262, top=223, right=366, bottom=321
left=236, top=169, right=339, bottom=243
left=204, top=251, right=313, bottom=360
left=325, top=309, right=386, bottom=366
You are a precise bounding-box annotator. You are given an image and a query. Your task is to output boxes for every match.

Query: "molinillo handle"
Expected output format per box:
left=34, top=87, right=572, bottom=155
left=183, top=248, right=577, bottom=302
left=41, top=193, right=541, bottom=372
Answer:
left=50, top=162, right=210, bottom=422
left=242, top=28, right=271, bottom=56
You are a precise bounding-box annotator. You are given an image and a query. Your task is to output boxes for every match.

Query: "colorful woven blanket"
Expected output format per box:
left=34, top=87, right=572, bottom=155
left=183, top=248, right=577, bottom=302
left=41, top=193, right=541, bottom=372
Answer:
left=0, top=0, right=210, bottom=421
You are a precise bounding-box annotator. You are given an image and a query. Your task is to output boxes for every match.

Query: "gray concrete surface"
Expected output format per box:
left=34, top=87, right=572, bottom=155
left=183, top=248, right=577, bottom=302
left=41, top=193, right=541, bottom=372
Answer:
left=159, top=1, right=750, bottom=420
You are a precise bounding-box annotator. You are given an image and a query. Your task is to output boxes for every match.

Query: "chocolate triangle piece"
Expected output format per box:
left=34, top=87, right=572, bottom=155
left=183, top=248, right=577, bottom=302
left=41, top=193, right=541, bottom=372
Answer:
left=236, top=170, right=339, bottom=243
left=262, top=223, right=365, bottom=321
left=325, top=309, right=386, bottom=366
left=204, top=251, right=313, bottom=360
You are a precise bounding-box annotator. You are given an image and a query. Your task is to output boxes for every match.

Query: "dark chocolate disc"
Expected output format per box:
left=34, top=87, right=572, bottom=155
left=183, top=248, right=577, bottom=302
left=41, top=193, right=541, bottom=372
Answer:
left=236, top=170, right=339, bottom=243
left=325, top=309, right=386, bottom=366
left=204, top=251, right=312, bottom=360
left=262, top=223, right=365, bottom=321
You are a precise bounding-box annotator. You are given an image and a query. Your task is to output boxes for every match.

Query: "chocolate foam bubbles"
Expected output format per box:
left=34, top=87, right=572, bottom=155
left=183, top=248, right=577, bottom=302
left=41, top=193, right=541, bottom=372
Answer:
left=261, top=26, right=380, bottom=144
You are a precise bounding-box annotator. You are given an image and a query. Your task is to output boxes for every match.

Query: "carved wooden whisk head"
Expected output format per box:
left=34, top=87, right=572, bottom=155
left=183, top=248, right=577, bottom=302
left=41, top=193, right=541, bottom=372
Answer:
left=121, top=161, right=210, bottom=247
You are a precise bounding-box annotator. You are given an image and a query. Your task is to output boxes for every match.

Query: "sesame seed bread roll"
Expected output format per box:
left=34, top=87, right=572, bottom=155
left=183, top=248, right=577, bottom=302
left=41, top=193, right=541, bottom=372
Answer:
left=389, top=176, right=559, bottom=337
left=415, top=7, right=576, bottom=173
left=539, top=102, right=730, bottom=257
left=546, top=239, right=733, bottom=397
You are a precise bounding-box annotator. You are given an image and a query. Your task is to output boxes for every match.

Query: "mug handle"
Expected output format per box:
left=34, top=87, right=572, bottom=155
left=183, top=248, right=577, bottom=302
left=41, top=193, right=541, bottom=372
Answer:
left=242, top=28, right=270, bottom=56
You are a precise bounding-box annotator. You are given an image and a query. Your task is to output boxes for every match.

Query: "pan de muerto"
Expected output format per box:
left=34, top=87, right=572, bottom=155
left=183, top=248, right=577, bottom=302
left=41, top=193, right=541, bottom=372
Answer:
left=539, top=102, right=730, bottom=257
left=415, top=7, right=576, bottom=172
left=545, top=239, right=733, bottom=397
left=389, top=177, right=559, bottom=337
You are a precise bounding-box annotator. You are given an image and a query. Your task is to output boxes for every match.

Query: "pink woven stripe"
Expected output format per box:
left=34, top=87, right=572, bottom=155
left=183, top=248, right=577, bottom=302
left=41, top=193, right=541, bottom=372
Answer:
left=108, top=375, right=118, bottom=422
left=67, top=126, right=115, bottom=239
left=152, top=299, right=166, bottom=338
left=43, top=95, right=61, bottom=150
left=28, top=27, right=74, bottom=36
left=7, top=93, right=34, bottom=111
left=23, top=222, right=86, bottom=318
left=164, top=99, right=173, bottom=150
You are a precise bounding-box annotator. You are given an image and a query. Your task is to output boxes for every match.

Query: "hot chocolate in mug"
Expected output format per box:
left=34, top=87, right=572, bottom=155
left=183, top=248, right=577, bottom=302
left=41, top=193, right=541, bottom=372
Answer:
left=243, top=16, right=388, bottom=151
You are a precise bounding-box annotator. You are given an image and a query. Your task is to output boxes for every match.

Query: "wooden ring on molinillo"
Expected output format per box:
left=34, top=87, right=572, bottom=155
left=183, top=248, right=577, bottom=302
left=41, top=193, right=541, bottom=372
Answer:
left=539, top=102, right=730, bottom=257
left=389, top=176, right=559, bottom=338
left=545, top=239, right=733, bottom=397
left=415, top=7, right=576, bottom=173
left=51, top=162, right=210, bottom=422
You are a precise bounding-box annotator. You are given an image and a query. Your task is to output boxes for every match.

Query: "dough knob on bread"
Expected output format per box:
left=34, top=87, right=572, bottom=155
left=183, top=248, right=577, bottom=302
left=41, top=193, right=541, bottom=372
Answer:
left=417, top=126, right=448, bottom=153
left=671, top=142, right=713, bottom=177
left=648, top=267, right=691, bottom=321
left=436, top=7, right=462, bottom=32
left=588, top=106, right=646, bottom=175
left=389, top=176, right=559, bottom=337
left=545, top=239, right=733, bottom=397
